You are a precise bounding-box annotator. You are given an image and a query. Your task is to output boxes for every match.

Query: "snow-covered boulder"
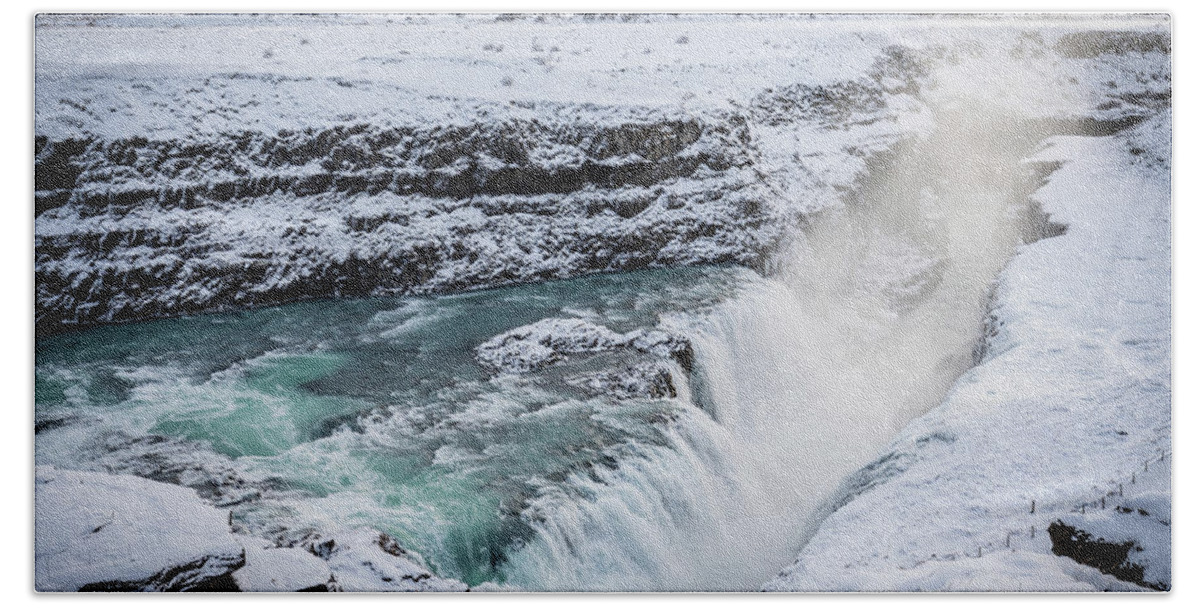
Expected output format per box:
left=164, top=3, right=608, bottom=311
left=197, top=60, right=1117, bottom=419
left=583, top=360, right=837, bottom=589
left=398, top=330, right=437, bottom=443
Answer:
left=35, top=465, right=244, bottom=592
left=475, top=318, right=625, bottom=373
left=475, top=317, right=693, bottom=376
left=302, top=529, right=467, bottom=592
left=232, top=539, right=333, bottom=592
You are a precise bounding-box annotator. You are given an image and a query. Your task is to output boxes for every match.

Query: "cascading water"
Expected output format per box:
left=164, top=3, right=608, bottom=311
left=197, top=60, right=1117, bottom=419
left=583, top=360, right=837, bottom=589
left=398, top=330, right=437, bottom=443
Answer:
left=500, top=112, right=1055, bottom=590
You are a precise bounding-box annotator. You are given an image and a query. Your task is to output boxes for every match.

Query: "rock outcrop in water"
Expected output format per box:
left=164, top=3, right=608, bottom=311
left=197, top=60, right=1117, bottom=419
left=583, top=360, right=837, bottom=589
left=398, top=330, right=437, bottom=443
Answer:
left=301, top=529, right=468, bottom=592
left=566, top=362, right=680, bottom=400
left=475, top=317, right=691, bottom=374
left=475, top=317, right=693, bottom=401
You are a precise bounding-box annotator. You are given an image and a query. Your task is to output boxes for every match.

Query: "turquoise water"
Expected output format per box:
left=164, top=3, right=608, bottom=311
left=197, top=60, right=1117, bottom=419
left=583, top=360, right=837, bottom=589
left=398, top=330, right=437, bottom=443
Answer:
left=34, top=266, right=748, bottom=586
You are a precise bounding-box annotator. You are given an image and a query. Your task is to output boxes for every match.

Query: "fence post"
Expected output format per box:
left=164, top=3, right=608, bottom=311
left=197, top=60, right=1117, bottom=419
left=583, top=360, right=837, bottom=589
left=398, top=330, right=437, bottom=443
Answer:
left=1101, top=496, right=1105, bottom=509
left=1119, top=483, right=1123, bottom=497
left=1030, top=500, right=1036, bottom=514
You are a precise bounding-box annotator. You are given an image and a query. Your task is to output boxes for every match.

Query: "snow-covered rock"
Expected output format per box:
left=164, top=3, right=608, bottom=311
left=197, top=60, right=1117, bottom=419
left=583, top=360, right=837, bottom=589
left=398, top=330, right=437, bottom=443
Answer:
left=302, top=528, right=468, bottom=592
left=475, top=317, right=692, bottom=376
left=76, top=431, right=263, bottom=508
left=35, top=465, right=245, bottom=592
left=1044, top=451, right=1171, bottom=591
left=233, top=539, right=333, bottom=592
left=1048, top=503, right=1170, bottom=590
left=475, top=318, right=625, bottom=373
left=34, top=466, right=466, bottom=592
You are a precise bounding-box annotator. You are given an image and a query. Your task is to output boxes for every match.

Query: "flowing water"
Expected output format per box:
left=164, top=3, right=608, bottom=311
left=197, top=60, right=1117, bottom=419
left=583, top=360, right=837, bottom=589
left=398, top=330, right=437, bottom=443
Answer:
left=34, top=113, right=1055, bottom=590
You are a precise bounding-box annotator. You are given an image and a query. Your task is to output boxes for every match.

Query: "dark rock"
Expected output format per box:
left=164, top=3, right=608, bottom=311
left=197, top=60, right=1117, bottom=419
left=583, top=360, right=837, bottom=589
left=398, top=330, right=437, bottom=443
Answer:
left=1047, top=520, right=1167, bottom=590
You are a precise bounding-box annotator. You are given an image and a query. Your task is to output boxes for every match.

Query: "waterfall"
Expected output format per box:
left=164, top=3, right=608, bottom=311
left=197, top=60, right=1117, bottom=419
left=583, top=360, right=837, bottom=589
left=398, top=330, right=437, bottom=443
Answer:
left=501, top=113, right=1047, bottom=591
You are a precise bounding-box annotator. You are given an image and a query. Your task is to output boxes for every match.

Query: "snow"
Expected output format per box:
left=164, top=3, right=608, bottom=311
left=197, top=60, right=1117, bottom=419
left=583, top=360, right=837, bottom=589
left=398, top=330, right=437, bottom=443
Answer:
left=233, top=539, right=332, bottom=592
left=475, top=316, right=690, bottom=374
left=34, top=465, right=244, bottom=591
left=32, top=14, right=893, bottom=139
left=34, top=14, right=947, bottom=333
left=475, top=317, right=625, bottom=373
left=313, top=528, right=468, bottom=592
left=35, top=16, right=1170, bottom=335
left=766, top=106, right=1170, bottom=591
